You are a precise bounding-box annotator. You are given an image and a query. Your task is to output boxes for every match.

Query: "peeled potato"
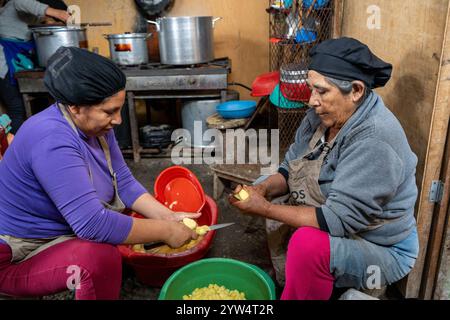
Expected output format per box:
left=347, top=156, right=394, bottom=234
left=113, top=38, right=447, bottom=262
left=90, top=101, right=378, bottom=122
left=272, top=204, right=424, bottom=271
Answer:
left=234, top=189, right=249, bottom=201
left=146, top=235, right=204, bottom=254
left=182, top=218, right=197, bottom=230
left=196, top=225, right=210, bottom=236
left=132, top=244, right=146, bottom=253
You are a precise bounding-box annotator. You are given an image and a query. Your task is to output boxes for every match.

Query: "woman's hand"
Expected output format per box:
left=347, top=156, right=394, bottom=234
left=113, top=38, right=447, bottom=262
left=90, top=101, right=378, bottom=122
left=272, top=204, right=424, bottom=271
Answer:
left=251, top=183, right=268, bottom=198
left=166, top=211, right=202, bottom=222
left=229, top=185, right=272, bottom=217
left=164, top=221, right=198, bottom=248
left=45, top=7, right=71, bottom=23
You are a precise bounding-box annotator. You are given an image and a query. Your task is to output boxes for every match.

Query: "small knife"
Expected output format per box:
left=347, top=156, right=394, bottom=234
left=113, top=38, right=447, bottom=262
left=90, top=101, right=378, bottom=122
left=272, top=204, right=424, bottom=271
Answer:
left=143, top=222, right=235, bottom=249
left=207, top=222, right=235, bottom=231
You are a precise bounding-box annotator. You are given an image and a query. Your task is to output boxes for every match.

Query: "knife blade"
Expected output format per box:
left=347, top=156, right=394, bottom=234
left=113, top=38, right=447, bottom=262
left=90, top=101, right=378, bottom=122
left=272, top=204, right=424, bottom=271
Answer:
left=208, top=222, right=235, bottom=231
left=143, top=222, right=235, bottom=249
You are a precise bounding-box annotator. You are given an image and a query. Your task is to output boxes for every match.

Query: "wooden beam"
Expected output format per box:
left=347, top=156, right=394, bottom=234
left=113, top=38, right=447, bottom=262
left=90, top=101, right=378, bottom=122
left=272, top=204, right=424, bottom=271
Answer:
left=332, top=0, right=345, bottom=38
left=423, top=141, right=450, bottom=299
left=404, top=0, right=450, bottom=299
left=433, top=186, right=450, bottom=300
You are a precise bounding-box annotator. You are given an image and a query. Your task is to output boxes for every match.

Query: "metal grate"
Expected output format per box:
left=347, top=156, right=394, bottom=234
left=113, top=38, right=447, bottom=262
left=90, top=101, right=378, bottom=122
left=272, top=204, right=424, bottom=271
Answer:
left=277, top=107, right=308, bottom=156
left=267, top=0, right=335, bottom=155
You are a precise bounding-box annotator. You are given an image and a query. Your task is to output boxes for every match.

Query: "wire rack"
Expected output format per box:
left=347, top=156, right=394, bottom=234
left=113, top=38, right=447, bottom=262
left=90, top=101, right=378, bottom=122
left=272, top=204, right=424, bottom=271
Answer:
left=268, top=0, right=335, bottom=155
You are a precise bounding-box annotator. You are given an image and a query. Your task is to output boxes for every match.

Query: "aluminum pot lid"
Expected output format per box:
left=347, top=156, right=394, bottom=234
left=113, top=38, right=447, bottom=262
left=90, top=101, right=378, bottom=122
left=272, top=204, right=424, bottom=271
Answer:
left=29, top=25, right=85, bottom=32
left=157, top=16, right=214, bottom=21
left=105, top=33, right=150, bottom=39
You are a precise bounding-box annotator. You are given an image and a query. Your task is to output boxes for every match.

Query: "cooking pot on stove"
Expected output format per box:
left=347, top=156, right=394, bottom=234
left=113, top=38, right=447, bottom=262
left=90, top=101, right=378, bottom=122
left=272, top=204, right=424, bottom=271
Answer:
left=147, top=16, right=222, bottom=65
left=104, top=33, right=152, bottom=66
left=30, top=25, right=88, bottom=68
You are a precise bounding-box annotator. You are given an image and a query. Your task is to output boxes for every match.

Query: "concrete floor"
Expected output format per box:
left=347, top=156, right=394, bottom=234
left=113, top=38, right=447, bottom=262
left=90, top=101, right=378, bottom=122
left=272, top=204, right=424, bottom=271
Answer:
left=41, top=158, right=274, bottom=300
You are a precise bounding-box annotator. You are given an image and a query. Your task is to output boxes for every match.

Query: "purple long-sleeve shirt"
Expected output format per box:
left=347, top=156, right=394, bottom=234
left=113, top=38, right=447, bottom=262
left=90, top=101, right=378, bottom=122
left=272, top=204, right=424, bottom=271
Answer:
left=0, top=104, right=147, bottom=245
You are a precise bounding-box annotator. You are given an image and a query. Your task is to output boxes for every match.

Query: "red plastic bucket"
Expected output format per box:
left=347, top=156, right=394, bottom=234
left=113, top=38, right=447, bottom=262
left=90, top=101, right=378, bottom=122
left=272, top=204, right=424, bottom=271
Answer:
left=117, top=196, right=218, bottom=287
left=154, top=166, right=206, bottom=213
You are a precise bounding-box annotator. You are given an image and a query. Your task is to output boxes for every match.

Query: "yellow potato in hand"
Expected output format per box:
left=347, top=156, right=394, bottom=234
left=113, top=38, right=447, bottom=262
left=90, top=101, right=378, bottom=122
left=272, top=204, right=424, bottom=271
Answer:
left=195, top=225, right=210, bottom=236
left=233, top=189, right=249, bottom=201
left=182, top=218, right=198, bottom=230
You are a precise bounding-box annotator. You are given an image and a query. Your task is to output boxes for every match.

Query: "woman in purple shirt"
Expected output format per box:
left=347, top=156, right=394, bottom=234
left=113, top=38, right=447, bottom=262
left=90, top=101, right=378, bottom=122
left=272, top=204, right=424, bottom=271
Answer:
left=0, top=47, right=199, bottom=299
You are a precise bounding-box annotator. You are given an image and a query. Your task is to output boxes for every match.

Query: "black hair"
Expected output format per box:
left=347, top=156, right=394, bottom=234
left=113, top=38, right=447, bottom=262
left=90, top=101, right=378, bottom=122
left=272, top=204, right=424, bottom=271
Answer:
left=38, top=0, right=67, bottom=11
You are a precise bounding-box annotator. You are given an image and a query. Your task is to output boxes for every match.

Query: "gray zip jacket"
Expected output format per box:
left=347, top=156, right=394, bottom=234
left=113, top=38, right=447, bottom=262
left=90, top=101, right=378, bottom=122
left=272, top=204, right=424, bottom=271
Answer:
left=0, top=0, right=48, bottom=78
left=279, top=91, right=418, bottom=246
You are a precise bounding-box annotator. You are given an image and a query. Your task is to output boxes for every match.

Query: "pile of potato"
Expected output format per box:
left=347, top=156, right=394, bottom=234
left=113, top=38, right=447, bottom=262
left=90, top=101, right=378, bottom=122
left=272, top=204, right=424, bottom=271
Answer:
left=183, top=284, right=246, bottom=300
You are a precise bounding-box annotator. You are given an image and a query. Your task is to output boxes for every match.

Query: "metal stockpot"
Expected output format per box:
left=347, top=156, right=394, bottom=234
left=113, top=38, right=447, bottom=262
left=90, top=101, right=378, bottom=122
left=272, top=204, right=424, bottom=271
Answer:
left=30, top=26, right=87, bottom=68
left=147, top=16, right=221, bottom=65
left=104, top=33, right=152, bottom=66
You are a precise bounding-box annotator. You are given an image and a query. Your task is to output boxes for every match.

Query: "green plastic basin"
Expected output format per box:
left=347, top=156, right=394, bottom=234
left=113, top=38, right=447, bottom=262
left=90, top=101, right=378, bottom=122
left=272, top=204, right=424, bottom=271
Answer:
left=158, top=258, right=276, bottom=300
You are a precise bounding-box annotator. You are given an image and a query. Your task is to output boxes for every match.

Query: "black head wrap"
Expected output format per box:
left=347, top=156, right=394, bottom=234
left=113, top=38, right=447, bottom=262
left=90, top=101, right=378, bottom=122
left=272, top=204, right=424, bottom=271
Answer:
left=308, top=37, right=392, bottom=89
left=38, top=0, right=68, bottom=11
left=44, top=47, right=126, bottom=105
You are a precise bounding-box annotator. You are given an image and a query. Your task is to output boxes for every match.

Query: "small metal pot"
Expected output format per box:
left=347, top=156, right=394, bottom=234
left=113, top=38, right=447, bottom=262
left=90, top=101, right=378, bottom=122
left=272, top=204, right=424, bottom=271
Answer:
left=147, top=16, right=222, bottom=65
left=104, top=33, right=152, bottom=66
left=30, top=25, right=87, bottom=68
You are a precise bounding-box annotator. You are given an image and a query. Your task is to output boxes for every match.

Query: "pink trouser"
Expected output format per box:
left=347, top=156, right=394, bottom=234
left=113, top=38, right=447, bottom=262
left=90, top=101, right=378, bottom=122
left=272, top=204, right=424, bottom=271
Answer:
left=0, top=238, right=122, bottom=300
left=281, top=227, right=335, bottom=300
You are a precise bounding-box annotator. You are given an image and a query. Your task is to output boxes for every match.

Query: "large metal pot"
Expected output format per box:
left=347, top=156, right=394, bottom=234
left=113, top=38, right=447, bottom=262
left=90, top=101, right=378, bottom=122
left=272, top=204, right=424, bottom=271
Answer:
left=180, top=90, right=239, bottom=148
left=30, top=26, right=87, bottom=68
left=147, top=16, right=221, bottom=65
left=104, top=33, right=152, bottom=66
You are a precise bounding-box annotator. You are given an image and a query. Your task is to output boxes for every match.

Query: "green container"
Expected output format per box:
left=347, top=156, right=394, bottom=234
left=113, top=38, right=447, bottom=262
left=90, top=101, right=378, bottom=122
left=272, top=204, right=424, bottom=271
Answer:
left=270, top=84, right=305, bottom=109
left=158, top=258, right=276, bottom=300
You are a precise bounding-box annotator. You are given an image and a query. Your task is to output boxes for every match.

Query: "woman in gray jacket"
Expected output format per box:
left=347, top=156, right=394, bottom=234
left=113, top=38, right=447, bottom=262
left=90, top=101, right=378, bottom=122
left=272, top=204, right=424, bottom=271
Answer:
left=230, top=37, right=419, bottom=300
left=0, top=0, right=70, bottom=134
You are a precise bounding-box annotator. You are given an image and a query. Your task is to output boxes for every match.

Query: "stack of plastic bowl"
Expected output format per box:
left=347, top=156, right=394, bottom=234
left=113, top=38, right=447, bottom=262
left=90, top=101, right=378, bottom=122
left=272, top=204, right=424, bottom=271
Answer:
left=250, top=71, right=280, bottom=97
left=270, top=84, right=305, bottom=109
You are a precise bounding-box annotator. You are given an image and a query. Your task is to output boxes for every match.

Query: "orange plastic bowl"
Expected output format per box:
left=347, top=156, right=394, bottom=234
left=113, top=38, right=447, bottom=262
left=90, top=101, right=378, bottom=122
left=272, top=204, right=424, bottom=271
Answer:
left=117, top=196, right=218, bottom=287
left=250, top=71, right=280, bottom=97
left=154, top=166, right=206, bottom=213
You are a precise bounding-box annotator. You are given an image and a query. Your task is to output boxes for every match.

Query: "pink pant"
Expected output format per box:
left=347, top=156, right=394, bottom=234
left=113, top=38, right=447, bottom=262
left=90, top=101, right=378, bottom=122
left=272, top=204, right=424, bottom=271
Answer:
left=281, top=227, right=335, bottom=300
left=0, top=238, right=122, bottom=300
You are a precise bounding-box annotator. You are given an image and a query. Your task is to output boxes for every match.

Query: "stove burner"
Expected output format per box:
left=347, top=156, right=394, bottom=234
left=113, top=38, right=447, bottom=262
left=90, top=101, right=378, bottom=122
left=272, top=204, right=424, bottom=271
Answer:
left=117, top=57, right=230, bottom=71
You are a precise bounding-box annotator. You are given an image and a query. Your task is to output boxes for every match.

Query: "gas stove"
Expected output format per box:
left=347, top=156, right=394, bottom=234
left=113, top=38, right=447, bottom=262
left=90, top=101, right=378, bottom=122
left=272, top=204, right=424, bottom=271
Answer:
left=122, top=57, right=231, bottom=91
left=118, top=57, right=231, bottom=72
left=15, top=58, right=231, bottom=92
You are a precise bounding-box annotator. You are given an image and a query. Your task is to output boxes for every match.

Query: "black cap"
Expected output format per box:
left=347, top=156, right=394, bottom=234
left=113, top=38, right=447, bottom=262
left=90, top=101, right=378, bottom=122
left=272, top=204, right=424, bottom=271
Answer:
left=308, top=37, right=392, bottom=88
left=44, top=47, right=126, bottom=105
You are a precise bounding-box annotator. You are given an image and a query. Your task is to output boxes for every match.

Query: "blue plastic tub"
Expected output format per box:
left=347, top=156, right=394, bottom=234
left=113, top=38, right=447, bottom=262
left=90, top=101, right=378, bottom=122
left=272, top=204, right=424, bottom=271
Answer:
left=216, top=100, right=257, bottom=119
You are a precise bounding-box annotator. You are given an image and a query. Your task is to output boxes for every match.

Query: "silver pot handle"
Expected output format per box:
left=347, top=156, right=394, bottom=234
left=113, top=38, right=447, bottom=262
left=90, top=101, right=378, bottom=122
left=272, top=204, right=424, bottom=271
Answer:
left=146, top=20, right=160, bottom=31
left=35, top=30, right=54, bottom=36
left=212, top=17, right=222, bottom=27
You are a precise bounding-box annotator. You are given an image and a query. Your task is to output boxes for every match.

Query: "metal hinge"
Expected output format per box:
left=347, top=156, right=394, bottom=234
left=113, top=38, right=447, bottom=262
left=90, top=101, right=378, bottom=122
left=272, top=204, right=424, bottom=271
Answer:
left=429, top=180, right=444, bottom=203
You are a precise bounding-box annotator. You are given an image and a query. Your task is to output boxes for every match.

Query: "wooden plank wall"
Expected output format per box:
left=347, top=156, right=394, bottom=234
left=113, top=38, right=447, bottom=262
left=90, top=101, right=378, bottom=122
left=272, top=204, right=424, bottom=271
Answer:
left=419, top=2, right=450, bottom=298
left=430, top=128, right=450, bottom=299
left=341, top=0, right=450, bottom=298
left=64, top=0, right=139, bottom=57
left=64, top=0, right=269, bottom=101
